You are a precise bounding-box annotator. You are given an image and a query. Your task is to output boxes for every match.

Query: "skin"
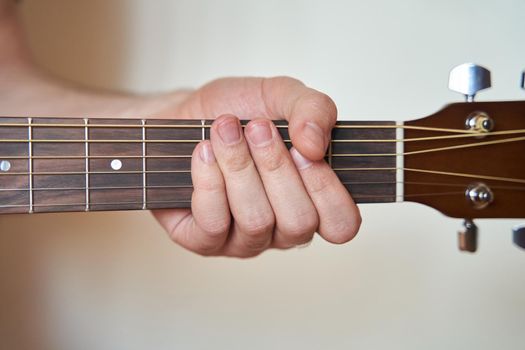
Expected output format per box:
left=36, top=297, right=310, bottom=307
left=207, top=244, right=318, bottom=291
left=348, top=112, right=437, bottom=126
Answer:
left=0, top=1, right=361, bottom=257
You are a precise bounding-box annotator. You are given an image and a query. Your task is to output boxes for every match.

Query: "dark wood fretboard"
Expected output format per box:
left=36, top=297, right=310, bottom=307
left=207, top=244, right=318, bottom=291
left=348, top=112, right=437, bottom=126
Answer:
left=0, top=117, right=398, bottom=214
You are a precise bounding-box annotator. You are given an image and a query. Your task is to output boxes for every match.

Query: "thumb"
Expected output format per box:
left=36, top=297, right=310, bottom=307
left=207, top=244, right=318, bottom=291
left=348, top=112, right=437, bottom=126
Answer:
left=261, top=77, right=337, bottom=160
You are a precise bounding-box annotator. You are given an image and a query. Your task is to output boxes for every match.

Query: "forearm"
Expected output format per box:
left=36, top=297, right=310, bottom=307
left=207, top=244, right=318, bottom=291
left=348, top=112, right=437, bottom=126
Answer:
left=1, top=67, right=191, bottom=118
left=0, top=1, right=190, bottom=118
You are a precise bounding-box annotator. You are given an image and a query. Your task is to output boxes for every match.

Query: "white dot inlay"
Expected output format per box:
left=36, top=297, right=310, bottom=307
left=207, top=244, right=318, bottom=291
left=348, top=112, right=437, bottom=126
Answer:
left=0, top=160, right=11, bottom=172
left=110, top=159, right=123, bottom=171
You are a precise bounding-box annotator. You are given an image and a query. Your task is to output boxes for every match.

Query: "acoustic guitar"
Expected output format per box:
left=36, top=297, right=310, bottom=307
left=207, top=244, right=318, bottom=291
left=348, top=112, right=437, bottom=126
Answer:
left=1, top=64, right=524, bottom=252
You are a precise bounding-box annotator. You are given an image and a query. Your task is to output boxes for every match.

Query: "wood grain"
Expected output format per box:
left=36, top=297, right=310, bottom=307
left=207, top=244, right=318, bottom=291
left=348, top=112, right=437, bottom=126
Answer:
left=405, top=101, right=525, bottom=218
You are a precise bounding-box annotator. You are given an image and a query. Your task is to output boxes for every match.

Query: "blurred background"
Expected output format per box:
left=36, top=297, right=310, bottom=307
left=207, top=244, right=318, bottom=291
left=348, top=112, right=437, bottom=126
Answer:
left=1, top=0, right=524, bottom=349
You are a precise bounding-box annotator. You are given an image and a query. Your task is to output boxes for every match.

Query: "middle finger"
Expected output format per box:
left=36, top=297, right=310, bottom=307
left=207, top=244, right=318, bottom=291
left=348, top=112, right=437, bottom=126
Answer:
left=210, top=115, right=275, bottom=256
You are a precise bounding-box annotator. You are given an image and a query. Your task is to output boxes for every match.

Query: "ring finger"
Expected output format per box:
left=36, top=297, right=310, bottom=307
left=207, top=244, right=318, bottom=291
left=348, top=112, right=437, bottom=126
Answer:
left=244, top=119, right=318, bottom=248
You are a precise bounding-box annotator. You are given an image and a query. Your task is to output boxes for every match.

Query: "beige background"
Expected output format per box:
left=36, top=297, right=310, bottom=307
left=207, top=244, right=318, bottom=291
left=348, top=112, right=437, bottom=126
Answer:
left=1, top=0, right=524, bottom=349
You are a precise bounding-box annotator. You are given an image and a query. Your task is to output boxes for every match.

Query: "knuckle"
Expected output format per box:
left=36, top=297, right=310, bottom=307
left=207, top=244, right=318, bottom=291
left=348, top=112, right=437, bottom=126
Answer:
left=224, top=153, right=253, bottom=173
left=258, top=149, right=286, bottom=172
left=279, top=213, right=319, bottom=244
left=192, top=173, right=224, bottom=192
left=200, top=217, right=231, bottom=238
left=192, top=155, right=224, bottom=192
left=243, top=216, right=274, bottom=238
left=243, top=236, right=272, bottom=252
left=238, top=212, right=275, bottom=247
left=308, top=91, right=337, bottom=120
left=280, top=225, right=315, bottom=244
left=306, top=171, right=333, bottom=194
left=296, top=89, right=337, bottom=120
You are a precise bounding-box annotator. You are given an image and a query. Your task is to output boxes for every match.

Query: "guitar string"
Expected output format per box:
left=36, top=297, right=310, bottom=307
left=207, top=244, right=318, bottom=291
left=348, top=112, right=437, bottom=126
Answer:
left=1, top=167, right=524, bottom=184
left=0, top=191, right=480, bottom=210
left=1, top=128, right=524, bottom=144
left=0, top=122, right=484, bottom=134
left=1, top=136, right=525, bottom=182
left=2, top=123, right=521, bottom=210
left=1, top=181, right=524, bottom=192
left=1, top=128, right=523, bottom=189
left=1, top=133, right=524, bottom=161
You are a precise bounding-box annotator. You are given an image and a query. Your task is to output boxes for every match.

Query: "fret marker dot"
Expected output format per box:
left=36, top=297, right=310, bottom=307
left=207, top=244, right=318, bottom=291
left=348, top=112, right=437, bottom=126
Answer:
left=0, top=160, right=11, bottom=172
left=111, top=159, right=122, bottom=171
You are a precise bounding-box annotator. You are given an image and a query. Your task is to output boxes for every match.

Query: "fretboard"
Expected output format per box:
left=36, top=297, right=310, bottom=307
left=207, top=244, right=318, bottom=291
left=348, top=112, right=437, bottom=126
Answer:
left=0, top=117, right=399, bottom=214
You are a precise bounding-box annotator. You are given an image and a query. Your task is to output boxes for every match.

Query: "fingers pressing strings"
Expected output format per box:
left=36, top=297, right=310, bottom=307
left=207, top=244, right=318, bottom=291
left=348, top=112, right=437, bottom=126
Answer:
left=244, top=118, right=319, bottom=249
left=260, top=77, right=338, bottom=160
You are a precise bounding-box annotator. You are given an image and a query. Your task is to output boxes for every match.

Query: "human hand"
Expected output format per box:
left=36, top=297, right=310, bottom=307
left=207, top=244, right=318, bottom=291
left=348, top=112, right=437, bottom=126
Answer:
left=0, top=6, right=359, bottom=258
left=153, top=77, right=361, bottom=257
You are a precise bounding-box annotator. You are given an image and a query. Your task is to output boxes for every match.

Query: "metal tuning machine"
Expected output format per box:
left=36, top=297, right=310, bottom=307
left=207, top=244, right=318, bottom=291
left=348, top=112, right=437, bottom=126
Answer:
left=449, top=63, right=492, bottom=102
left=458, top=220, right=478, bottom=253
left=513, top=224, right=525, bottom=250
left=449, top=63, right=493, bottom=253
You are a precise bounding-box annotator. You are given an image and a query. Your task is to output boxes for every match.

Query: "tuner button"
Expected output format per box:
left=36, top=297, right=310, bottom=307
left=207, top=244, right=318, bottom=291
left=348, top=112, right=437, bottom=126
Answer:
left=449, top=63, right=491, bottom=102
left=458, top=219, right=478, bottom=253
left=512, top=224, right=525, bottom=250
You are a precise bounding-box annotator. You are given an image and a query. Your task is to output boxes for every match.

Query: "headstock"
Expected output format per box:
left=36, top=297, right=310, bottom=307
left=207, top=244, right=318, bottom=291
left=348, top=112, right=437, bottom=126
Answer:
left=404, top=64, right=525, bottom=252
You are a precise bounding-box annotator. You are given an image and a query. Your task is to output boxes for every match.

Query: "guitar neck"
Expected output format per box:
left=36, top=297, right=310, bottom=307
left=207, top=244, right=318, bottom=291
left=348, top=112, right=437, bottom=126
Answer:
left=0, top=116, right=401, bottom=214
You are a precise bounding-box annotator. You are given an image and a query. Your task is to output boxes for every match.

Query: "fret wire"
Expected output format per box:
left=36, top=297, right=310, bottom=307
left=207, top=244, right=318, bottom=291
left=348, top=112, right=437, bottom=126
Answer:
left=27, top=117, right=33, bottom=213
left=396, top=121, right=404, bottom=203
left=141, top=119, right=147, bottom=210
left=328, top=139, right=333, bottom=167
left=1, top=129, right=524, bottom=144
left=0, top=122, right=479, bottom=134
left=84, top=118, right=90, bottom=211
left=201, top=119, right=206, bottom=141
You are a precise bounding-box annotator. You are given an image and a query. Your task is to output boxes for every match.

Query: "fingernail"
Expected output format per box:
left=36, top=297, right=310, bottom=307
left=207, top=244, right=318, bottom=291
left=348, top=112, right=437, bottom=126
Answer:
left=217, top=118, right=241, bottom=145
left=246, top=121, right=273, bottom=147
left=290, top=147, right=313, bottom=170
left=303, top=122, right=326, bottom=149
left=199, top=141, right=215, bottom=164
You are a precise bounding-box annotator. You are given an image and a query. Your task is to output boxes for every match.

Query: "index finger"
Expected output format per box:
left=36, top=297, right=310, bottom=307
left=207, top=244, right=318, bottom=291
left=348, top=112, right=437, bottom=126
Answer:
left=260, top=77, right=337, bottom=161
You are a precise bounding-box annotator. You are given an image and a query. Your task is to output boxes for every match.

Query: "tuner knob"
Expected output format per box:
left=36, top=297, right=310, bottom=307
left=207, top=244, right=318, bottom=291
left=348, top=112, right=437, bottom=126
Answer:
left=512, top=224, right=525, bottom=250
left=449, top=63, right=491, bottom=102
left=458, top=219, right=478, bottom=253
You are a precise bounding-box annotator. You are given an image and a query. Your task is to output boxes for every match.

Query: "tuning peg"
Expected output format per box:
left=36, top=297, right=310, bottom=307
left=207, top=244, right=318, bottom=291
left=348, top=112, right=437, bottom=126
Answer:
left=512, top=224, right=525, bottom=250
left=521, top=71, right=524, bottom=90
left=449, top=63, right=491, bottom=102
left=458, top=219, right=478, bottom=252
